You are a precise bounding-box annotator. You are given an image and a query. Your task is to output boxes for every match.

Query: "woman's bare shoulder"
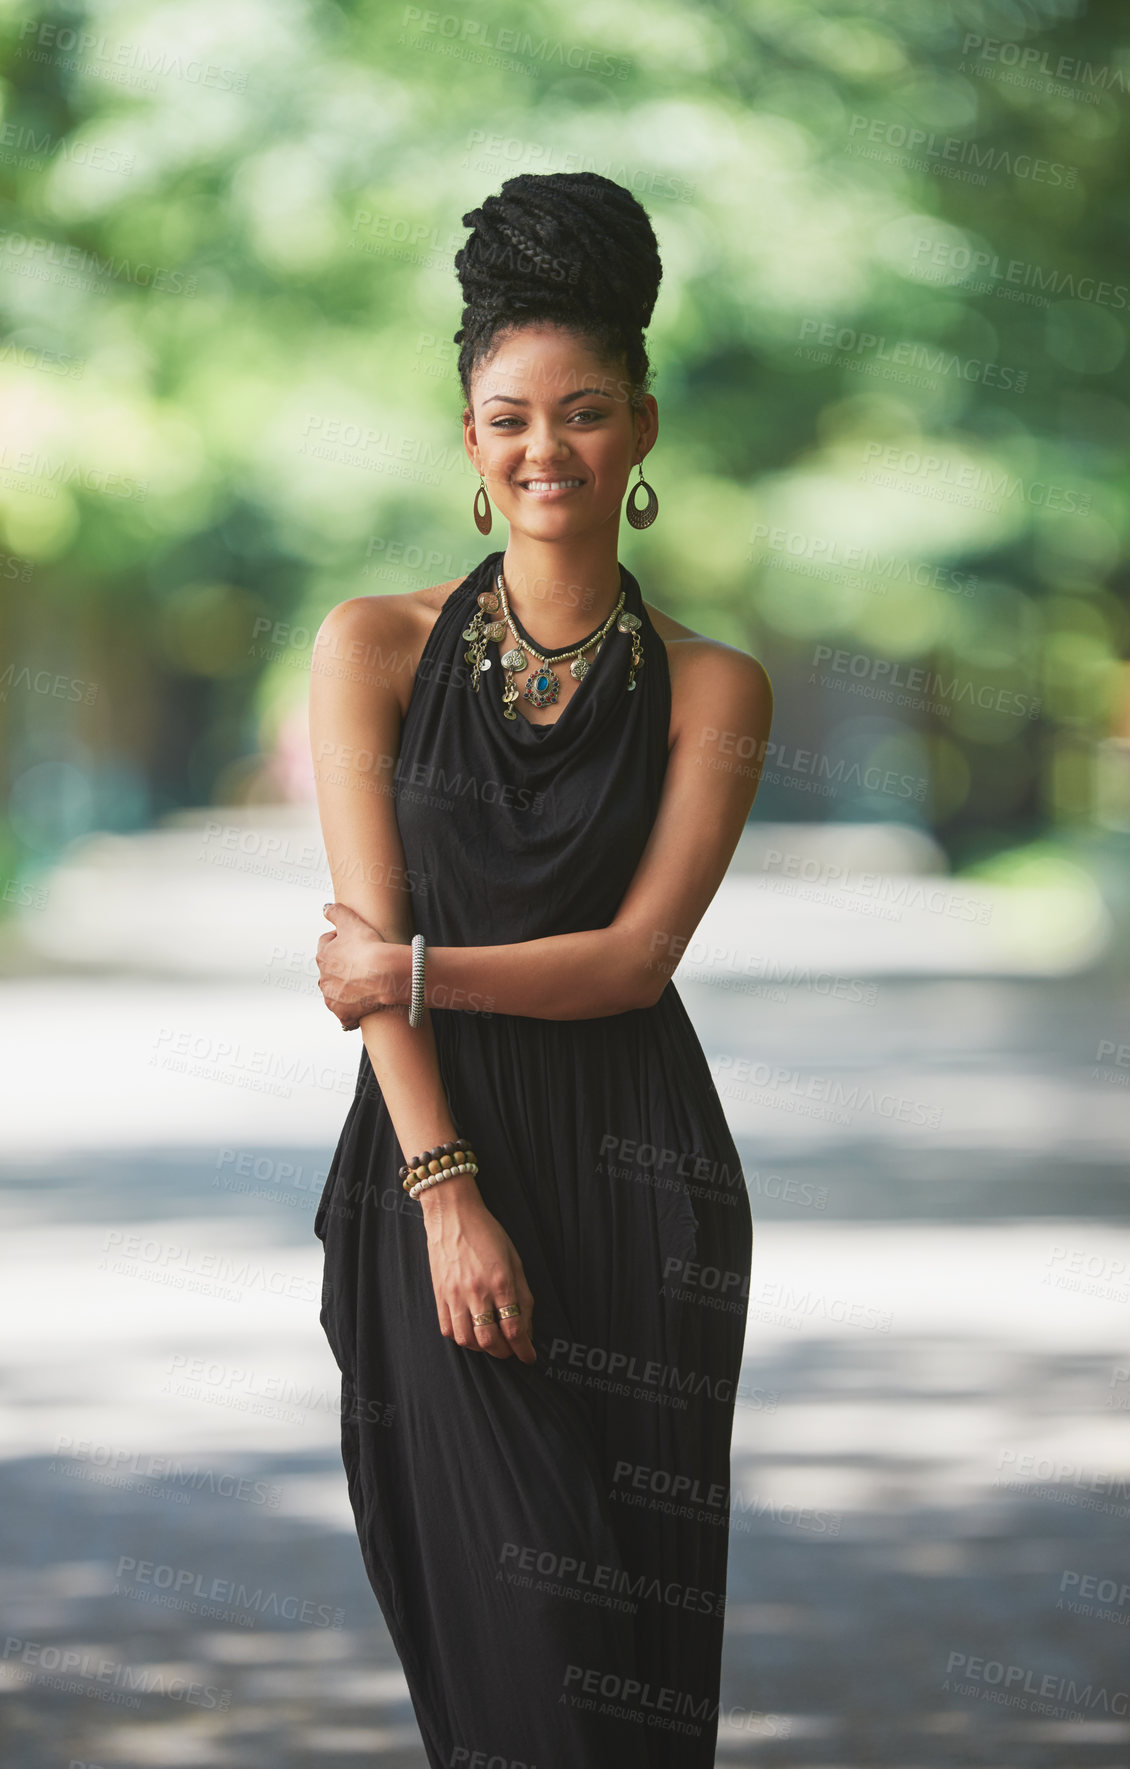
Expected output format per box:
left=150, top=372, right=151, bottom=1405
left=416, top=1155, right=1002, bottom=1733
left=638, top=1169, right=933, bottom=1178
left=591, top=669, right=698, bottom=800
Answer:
left=644, top=597, right=772, bottom=747
left=318, top=577, right=464, bottom=640
left=313, top=579, right=468, bottom=714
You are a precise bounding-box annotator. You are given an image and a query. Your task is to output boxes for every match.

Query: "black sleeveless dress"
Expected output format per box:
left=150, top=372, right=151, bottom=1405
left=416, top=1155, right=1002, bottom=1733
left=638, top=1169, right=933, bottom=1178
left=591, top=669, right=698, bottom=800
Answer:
left=314, top=550, right=753, bottom=1768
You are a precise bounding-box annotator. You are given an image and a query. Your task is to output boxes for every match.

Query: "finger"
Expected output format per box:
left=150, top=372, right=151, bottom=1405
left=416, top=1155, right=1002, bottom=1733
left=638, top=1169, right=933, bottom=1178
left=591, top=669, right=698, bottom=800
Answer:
left=449, top=1306, right=483, bottom=1351
left=472, top=1307, right=513, bottom=1359
left=458, top=1302, right=508, bottom=1358
left=436, top=1298, right=453, bottom=1341
left=323, top=901, right=367, bottom=930
left=493, top=1290, right=536, bottom=1363
left=467, top=1301, right=510, bottom=1357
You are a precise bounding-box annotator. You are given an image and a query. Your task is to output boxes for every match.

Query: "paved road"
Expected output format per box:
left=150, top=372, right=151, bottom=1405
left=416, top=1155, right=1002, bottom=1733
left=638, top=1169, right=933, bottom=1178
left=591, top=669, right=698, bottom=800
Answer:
left=1, top=825, right=1128, bottom=1767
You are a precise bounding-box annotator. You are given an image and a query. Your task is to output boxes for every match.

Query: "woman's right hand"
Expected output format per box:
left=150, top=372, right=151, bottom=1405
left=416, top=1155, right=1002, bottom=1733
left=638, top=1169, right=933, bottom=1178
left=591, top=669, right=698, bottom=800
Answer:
left=420, top=1183, right=537, bottom=1363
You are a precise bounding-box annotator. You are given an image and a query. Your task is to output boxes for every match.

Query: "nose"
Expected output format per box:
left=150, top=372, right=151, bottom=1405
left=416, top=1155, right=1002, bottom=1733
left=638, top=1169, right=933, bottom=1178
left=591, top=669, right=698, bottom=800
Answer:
left=521, top=427, right=574, bottom=474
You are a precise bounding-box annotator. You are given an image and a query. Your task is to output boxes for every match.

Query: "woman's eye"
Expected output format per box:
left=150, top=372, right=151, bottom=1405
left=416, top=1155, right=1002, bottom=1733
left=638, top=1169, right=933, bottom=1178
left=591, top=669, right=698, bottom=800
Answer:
left=490, top=410, right=604, bottom=428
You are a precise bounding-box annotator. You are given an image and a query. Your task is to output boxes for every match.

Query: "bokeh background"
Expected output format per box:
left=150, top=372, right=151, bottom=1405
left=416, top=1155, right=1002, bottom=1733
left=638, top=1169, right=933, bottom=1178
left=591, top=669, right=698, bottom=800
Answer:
left=1, top=0, right=1128, bottom=1764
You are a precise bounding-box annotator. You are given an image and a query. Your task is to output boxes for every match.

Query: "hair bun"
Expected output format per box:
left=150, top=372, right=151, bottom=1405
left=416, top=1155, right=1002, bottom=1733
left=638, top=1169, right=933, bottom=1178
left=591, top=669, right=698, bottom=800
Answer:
left=453, top=174, right=662, bottom=399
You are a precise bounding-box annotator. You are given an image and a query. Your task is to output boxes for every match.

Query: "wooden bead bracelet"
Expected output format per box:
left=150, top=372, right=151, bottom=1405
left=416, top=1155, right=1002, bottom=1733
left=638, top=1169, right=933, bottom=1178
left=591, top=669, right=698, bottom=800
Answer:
left=399, top=1137, right=478, bottom=1195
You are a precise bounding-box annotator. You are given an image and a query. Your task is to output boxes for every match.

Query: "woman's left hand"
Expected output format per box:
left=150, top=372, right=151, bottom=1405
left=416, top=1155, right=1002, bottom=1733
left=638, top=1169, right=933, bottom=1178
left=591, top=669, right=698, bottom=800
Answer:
left=317, top=902, right=405, bottom=1030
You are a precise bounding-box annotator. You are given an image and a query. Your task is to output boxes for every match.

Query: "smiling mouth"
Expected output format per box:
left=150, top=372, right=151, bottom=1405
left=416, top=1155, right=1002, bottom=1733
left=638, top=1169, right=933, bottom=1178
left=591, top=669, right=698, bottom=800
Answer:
left=516, top=478, right=585, bottom=491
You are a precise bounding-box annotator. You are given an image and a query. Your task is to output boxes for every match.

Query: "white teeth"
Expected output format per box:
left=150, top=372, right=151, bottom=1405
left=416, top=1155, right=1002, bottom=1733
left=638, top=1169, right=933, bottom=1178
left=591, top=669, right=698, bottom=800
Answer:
left=522, top=479, right=582, bottom=490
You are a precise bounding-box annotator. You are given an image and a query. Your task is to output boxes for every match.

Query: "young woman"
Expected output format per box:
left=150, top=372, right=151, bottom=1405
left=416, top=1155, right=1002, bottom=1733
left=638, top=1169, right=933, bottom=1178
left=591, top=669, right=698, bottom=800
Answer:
left=310, top=172, right=772, bottom=1768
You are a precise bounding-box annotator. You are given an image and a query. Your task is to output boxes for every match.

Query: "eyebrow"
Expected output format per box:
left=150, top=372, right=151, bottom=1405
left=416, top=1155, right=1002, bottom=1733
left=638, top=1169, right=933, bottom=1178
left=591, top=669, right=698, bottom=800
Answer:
left=483, top=388, right=614, bottom=407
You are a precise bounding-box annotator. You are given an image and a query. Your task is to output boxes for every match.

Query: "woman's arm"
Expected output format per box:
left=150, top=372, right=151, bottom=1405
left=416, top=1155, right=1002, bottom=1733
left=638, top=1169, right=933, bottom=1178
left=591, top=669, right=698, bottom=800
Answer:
left=309, top=599, right=465, bottom=1169
left=309, top=594, right=537, bottom=1362
left=319, top=639, right=773, bottom=1022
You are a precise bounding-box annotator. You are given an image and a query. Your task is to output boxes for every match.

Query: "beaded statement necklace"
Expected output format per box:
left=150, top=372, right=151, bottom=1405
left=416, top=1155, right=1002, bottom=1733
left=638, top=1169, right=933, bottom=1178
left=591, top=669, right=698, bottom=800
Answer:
left=463, top=566, right=643, bottom=719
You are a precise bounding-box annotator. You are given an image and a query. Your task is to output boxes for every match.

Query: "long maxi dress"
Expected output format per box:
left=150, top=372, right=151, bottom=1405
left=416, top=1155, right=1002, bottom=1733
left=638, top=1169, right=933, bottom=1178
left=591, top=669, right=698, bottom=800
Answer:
left=314, top=549, right=754, bottom=1769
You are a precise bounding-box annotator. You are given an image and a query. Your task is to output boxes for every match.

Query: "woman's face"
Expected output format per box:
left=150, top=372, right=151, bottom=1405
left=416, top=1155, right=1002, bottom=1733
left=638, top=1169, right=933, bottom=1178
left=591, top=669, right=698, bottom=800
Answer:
left=463, top=322, right=658, bottom=538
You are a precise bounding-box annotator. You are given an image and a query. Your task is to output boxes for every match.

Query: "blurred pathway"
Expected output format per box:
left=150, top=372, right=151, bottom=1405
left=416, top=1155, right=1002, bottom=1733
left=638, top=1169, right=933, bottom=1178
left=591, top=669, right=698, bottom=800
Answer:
left=1, top=815, right=1127, bottom=1766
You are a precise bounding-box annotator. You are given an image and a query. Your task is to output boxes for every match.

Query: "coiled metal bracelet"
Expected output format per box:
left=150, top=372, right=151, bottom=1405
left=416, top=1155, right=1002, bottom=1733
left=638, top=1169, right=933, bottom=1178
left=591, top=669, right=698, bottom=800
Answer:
left=408, top=932, right=426, bottom=1028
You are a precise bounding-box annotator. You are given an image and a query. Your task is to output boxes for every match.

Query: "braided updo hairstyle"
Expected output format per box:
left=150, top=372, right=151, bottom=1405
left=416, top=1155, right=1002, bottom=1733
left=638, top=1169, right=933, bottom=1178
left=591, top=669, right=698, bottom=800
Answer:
left=453, top=172, right=663, bottom=413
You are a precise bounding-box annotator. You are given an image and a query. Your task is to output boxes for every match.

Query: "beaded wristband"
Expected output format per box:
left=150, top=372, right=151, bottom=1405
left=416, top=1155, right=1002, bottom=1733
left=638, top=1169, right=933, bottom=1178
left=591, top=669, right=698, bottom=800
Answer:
left=408, top=1160, right=479, bottom=1200
left=403, top=1151, right=477, bottom=1193
left=401, top=1150, right=477, bottom=1190
left=399, top=1137, right=473, bottom=1192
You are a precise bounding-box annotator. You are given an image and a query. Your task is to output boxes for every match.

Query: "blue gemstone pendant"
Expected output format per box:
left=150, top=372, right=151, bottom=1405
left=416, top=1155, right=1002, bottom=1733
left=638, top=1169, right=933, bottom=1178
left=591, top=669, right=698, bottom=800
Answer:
left=523, top=664, right=560, bottom=708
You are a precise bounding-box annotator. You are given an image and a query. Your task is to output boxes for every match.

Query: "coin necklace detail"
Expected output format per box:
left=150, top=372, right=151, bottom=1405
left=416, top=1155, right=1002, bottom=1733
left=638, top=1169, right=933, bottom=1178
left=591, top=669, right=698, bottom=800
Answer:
left=462, top=567, right=644, bottom=719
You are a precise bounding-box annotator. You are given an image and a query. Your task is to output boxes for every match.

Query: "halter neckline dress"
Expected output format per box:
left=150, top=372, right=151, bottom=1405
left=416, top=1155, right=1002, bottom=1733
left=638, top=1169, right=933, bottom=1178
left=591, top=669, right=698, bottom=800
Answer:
left=315, top=549, right=753, bottom=1768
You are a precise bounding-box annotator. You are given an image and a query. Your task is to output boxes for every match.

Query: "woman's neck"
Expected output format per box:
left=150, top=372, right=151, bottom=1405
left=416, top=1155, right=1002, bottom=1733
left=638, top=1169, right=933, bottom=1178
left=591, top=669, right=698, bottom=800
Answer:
left=498, top=537, right=623, bottom=649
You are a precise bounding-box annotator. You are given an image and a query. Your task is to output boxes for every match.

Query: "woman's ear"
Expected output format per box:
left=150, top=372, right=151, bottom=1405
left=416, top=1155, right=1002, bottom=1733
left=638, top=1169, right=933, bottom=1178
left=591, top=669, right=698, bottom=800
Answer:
left=463, top=409, right=481, bottom=468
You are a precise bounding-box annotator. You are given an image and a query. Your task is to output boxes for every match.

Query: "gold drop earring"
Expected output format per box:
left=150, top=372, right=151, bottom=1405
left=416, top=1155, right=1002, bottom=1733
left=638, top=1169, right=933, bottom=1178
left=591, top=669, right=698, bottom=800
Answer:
left=625, top=461, right=658, bottom=530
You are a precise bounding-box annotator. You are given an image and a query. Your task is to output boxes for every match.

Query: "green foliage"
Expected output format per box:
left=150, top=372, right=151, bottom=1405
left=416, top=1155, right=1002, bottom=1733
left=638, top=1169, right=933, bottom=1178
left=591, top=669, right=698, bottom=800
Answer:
left=0, top=0, right=1127, bottom=871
